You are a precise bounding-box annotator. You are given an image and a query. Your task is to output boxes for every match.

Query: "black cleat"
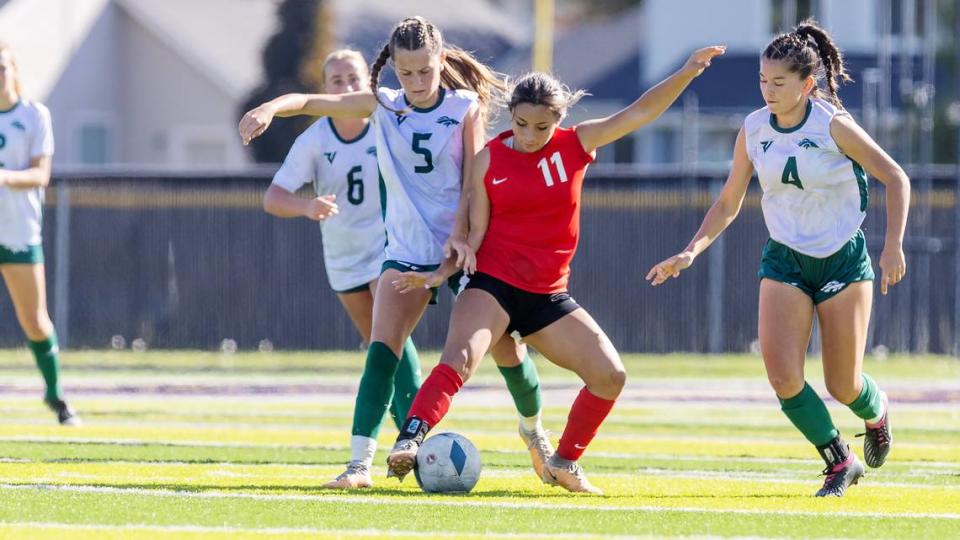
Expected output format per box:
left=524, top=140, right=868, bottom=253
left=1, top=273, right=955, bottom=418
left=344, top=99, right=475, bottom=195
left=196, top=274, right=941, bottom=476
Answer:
left=857, top=391, right=891, bottom=468
left=45, top=398, right=82, bottom=426
left=816, top=455, right=864, bottom=497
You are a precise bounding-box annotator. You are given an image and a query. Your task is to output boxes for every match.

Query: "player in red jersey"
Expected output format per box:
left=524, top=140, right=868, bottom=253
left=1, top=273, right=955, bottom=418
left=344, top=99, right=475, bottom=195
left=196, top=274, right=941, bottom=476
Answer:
left=384, top=46, right=725, bottom=494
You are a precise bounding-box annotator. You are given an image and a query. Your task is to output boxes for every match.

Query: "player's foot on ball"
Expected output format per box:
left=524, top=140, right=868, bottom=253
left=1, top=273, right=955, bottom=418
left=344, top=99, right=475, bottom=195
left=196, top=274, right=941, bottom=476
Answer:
left=321, top=461, right=373, bottom=489
left=519, top=423, right=554, bottom=479
left=857, top=391, right=892, bottom=468
left=541, top=454, right=602, bottom=495
left=815, top=454, right=864, bottom=497
left=386, top=439, right=419, bottom=481
left=45, top=398, right=81, bottom=427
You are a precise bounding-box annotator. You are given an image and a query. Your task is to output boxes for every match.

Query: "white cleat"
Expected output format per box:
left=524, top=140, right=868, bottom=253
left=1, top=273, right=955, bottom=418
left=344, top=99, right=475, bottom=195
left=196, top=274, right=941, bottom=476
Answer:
left=518, top=424, right=554, bottom=479
left=541, top=455, right=603, bottom=495
left=321, top=461, right=373, bottom=489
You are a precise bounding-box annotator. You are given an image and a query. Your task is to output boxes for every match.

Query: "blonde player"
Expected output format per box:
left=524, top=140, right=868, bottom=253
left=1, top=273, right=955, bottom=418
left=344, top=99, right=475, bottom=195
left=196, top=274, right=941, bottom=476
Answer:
left=261, top=49, right=423, bottom=489
left=241, top=17, right=552, bottom=487
left=648, top=21, right=907, bottom=497
left=0, top=43, right=79, bottom=425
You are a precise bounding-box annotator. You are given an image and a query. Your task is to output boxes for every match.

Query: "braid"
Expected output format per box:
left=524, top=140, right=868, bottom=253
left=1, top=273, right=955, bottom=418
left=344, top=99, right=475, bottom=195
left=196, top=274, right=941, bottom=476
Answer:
left=369, top=44, right=400, bottom=112
left=795, top=21, right=852, bottom=108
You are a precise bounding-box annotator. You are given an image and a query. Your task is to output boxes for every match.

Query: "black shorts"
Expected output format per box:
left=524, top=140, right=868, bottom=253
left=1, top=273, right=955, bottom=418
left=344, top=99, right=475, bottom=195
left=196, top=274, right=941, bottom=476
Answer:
left=463, top=272, right=580, bottom=337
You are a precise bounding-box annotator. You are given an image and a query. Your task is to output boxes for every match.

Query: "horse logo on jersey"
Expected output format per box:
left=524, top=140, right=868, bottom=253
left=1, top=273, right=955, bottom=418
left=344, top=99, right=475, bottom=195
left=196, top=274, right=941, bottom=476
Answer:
left=436, top=116, right=460, bottom=127
left=761, top=140, right=773, bottom=153
left=798, top=138, right=819, bottom=149
left=323, top=152, right=336, bottom=164
left=366, top=146, right=377, bottom=156
left=11, top=121, right=25, bottom=131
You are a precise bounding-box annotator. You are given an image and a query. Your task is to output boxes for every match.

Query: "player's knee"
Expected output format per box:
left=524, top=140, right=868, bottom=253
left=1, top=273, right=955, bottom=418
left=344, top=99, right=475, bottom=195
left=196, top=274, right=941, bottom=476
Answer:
left=607, top=366, right=627, bottom=394
left=825, top=377, right=860, bottom=405
left=766, top=372, right=804, bottom=398
left=19, top=312, right=52, bottom=341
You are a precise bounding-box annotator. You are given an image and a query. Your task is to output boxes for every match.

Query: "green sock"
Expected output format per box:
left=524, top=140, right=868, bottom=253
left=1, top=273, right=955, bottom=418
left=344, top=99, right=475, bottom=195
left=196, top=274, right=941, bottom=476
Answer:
left=779, top=382, right=839, bottom=447
left=28, top=333, right=62, bottom=403
left=389, top=337, right=422, bottom=430
left=351, top=341, right=400, bottom=438
left=847, top=373, right=884, bottom=421
left=497, top=353, right=542, bottom=418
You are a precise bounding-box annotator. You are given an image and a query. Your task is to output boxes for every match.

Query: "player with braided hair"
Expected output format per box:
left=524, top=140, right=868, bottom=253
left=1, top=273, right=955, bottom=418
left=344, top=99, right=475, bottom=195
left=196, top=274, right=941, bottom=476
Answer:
left=648, top=20, right=908, bottom=497
left=240, top=16, right=551, bottom=488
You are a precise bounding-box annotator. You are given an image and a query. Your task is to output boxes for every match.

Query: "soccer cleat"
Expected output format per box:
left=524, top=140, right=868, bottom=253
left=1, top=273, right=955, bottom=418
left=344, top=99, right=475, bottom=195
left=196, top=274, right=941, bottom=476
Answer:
left=815, top=454, right=865, bottom=497
left=45, top=398, right=81, bottom=427
left=385, top=439, right=419, bottom=481
left=519, top=424, right=554, bottom=479
left=321, top=461, right=373, bottom=489
left=857, top=391, right=892, bottom=468
left=541, top=454, right=603, bottom=495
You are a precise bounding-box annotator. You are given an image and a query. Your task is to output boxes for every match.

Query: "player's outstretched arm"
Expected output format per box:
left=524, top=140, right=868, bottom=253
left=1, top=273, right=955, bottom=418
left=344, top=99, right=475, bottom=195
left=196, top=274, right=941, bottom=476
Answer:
left=646, top=127, right=752, bottom=286
left=263, top=184, right=339, bottom=221
left=445, top=104, right=485, bottom=263
left=576, top=46, right=725, bottom=154
left=831, top=114, right=910, bottom=295
left=0, top=156, right=51, bottom=189
left=239, top=91, right=377, bottom=145
left=463, top=147, right=492, bottom=273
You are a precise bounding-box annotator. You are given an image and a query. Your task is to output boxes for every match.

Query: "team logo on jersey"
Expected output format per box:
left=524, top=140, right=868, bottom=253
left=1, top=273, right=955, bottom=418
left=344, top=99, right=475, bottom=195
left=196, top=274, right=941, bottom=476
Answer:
left=798, top=138, right=819, bottom=149
left=366, top=146, right=377, bottom=156
left=436, top=116, right=460, bottom=127
left=761, top=140, right=773, bottom=153
left=10, top=121, right=25, bottom=131
left=396, top=114, right=408, bottom=126
left=491, top=177, right=509, bottom=185
left=323, top=152, right=336, bottom=164
left=820, top=281, right=845, bottom=293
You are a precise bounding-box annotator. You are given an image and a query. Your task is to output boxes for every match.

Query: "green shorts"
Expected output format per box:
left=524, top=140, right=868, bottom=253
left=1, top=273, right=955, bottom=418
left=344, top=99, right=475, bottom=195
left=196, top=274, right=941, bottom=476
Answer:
left=381, top=260, right=463, bottom=305
left=758, top=230, right=874, bottom=304
left=333, top=282, right=372, bottom=295
left=0, top=244, right=43, bottom=265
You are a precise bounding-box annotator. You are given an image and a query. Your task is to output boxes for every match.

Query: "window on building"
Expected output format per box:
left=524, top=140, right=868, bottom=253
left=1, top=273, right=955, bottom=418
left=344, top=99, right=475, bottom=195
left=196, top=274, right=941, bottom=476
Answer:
left=76, top=123, right=110, bottom=164
left=770, top=0, right=814, bottom=33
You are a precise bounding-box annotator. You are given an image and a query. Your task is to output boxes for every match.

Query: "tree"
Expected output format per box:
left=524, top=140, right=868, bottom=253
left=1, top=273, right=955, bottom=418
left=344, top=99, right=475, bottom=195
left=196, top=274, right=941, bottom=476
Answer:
left=241, top=0, right=331, bottom=163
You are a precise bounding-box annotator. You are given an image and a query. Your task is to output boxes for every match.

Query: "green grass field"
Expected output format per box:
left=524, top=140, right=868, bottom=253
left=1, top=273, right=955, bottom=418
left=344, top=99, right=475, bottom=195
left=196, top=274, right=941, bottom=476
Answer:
left=0, top=349, right=957, bottom=539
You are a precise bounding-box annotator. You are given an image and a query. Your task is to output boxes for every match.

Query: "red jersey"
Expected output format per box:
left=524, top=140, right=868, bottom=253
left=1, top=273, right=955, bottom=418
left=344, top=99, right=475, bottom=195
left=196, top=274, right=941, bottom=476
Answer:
left=476, top=127, right=594, bottom=293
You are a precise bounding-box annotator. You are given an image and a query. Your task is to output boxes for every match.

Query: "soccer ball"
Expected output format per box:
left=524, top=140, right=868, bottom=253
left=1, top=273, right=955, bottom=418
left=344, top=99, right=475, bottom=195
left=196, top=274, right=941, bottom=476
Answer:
left=414, top=432, right=482, bottom=493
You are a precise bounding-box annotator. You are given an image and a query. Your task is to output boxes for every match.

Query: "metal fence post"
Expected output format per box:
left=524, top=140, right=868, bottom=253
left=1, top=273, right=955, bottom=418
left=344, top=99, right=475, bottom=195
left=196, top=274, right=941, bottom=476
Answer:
left=53, top=184, right=71, bottom=348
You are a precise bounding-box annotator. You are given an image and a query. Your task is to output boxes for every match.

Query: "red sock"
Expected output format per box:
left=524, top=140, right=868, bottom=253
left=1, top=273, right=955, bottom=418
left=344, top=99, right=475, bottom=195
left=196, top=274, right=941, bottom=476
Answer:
left=556, top=387, right=616, bottom=461
left=406, top=363, right=463, bottom=427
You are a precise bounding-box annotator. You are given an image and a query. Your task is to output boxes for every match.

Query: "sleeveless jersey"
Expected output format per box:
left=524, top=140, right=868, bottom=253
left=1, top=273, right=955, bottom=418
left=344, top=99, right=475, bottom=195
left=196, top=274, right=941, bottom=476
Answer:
left=743, top=97, right=869, bottom=257
left=0, top=100, right=54, bottom=251
left=272, top=118, right=385, bottom=291
left=371, top=87, right=476, bottom=265
left=476, top=127, right=594, bottom=294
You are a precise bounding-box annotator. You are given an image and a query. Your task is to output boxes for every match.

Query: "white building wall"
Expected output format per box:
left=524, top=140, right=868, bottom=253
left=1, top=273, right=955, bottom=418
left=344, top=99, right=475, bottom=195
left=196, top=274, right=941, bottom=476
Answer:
left=117, top=9, right=249, bottom=167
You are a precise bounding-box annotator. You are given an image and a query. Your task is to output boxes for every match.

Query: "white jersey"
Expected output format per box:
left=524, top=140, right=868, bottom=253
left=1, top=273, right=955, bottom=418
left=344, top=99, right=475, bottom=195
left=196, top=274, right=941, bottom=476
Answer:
left=372, top=87, right=476, bottom=265
left=0, top=100, right=54, bottom=251
left=744, top=98, right=869, bottom=257
left=272, top=118, right=385, bottom=291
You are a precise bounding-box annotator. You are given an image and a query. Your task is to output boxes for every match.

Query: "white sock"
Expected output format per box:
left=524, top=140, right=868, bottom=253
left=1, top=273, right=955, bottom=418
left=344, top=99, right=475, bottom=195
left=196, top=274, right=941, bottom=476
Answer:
left=519, top=413, right=543, bottom=433
left=350, top=435, right=377, bottom=467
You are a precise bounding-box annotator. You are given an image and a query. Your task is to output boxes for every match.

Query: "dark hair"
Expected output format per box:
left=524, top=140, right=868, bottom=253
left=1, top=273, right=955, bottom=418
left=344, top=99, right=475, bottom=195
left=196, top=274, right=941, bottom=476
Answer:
left=369, top=16, right=506, bottom=116
left=762, top=19, right=852, bottom=108
left=507, top=72, right=587, bottom=119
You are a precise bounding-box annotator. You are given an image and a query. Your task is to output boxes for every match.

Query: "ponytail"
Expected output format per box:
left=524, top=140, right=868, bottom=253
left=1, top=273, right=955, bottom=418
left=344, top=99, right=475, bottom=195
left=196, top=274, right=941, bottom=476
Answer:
left=794, top=21, right=852, bottom=107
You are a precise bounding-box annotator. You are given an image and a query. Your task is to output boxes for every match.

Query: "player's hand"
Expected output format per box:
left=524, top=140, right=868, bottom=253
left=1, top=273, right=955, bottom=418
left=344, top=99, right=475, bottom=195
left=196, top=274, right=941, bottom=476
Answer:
left=444, top=236, right=477, bottom=275
left=239, top=103, right=277, bottom=145
left=303, top=195, right=338, bottom=221
left=682, top=46, right=726, bottom=77
left=878, top=243, right=906, bottom=295
left=392, top=271, right=445, bottom=294
left=645, top=251, right=696, bottom=286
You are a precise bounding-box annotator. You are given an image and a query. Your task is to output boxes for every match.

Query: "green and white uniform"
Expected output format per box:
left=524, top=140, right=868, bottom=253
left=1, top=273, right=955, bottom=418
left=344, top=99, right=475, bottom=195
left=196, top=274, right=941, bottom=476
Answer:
left=0, top=100, right=53, bottom=264
left=371, top=87, right=476, bottom=267
left=744, top=98, right=874, bottom=303
left=272, top=118, right=384, bottom=292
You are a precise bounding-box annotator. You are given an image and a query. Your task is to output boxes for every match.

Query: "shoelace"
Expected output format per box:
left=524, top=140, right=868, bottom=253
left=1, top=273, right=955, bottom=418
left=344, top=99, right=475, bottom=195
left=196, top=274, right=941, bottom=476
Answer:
left=855, top=420, right=889, bottom=445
